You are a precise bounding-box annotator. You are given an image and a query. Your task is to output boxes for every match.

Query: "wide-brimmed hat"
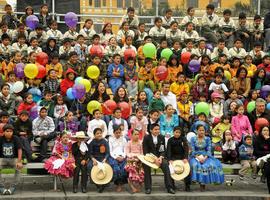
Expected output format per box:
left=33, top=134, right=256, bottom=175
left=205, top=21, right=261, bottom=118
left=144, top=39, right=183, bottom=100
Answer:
left=138, top=153, right=159, bottom=169
left=72, top=131, right=89, bottom=139
left=91, top=163, right=113, bottom=185
left=170, top=160, right=190, bottom=181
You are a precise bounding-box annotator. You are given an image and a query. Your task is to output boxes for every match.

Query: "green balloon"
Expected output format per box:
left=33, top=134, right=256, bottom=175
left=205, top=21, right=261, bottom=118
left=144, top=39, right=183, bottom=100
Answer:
left=247, top=101, right=256, bottom=113
left=195, top=102, right=210, bottom=116
left=143, top=43, right=156, bottom=58
left=161, top=48, right=173, bottom=61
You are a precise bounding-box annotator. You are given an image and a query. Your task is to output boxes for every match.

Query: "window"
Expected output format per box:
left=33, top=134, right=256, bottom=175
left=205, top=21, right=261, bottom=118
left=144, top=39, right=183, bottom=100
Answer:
left=117, top=0, right=123, bottom=8
left=89, top=0, right=93, bottom=6
left=187, top=0, right=198, bottom=8
left=103, top=0, right=106, bottom=6
left=210, top=0, right=221, bottom=8
left=95, top=0, right=101, bottom=7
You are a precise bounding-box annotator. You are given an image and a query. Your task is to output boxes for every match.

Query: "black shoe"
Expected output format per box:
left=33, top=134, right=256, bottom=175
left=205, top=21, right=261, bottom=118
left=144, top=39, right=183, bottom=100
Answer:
left=167, top=188, right=175, bottom=194
left=73, top=187, right=78, bottom=193
left=185, top=185, right=191, bottom=192
left=145, top=189, right=151, bottom=194
left=261, top=176, right=266, bottom=183
left=81, top=188, right=86, bottom=193
left=98, top=186, right=105, bottom=193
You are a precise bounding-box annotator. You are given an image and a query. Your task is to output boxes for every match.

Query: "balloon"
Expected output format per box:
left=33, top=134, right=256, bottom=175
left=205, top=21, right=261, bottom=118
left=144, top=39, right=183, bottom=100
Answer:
left=14, top=63, right=25, bottom=78
left=186, top=132, right=196, bottom=143
left=267, top=103, right=270, bottom=110
left=29, top=105, right=38, bottom=120
left=24, top=64, right=38, bottom=79
left=260, top=85, right=270, bottom=98
left=195, top=102, right=210, bottom=116
left=181, top=52, right=191, bottom=64
left=247, top=101, right=256, bottom=113
left=12, top=81, right=24, bottom=93
left=160, top=48, right=173, bottom=61
left=143, top=43, right=156, bottom=58
left=124, top=49, right=136, bottom=61
left=144, top=88, right=153, bottom=104
left=118, top=102, right=131, bottom=119
left=36, top=52, right=49, bottom=66
left=247, top=70, right=253, bottom=77
left=102, top=100, right=117, bottom=115
left=32, top=94, right=42, bottom=103
left=28, top=88, right=41, bottom=96
left=155, top=66, right=168, bottom=81
left=224, top=70, right=231, bottom=80
left=188, top=59, right=200, bottom=73
left=89, top=45, right=104, bottom=57
left=66, top=88, right=75, bottom=100
left=87, top=65, right=100, bottom=79
left=26, top=15, right=39, bottom=30
left=72, top=84, right=86, bottom=99
left=79, top=79, right=91, bottom=92
left=206, top=43, right=214, bottom=52
left=254, top=118, right=269, bottom=132
left=75, top=77, right=83, bottom=84
left=87, top=100, right=102, bottom=114
left=36, top=63, right=46, bottom=79
left=64, top=12, right=78, bottom=28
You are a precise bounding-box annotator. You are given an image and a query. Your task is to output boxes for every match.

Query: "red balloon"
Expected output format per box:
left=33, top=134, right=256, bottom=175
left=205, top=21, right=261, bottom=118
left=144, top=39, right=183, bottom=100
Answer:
left=255, top=118, right=269, bottom=132
left=102, top=100, right=117, bottom=115
left=124, top=49, right=136, bottom=61
left=36, top=63, right=46, bottom=79
left=89, top=45, right=104, bottom=58
left=36, top=52, right=49, bottom=66
left=181, top=52, right=191, bottom=64
left=155, top=66, right=168, bottom=81
left=118, top=102, right=131, bottom=119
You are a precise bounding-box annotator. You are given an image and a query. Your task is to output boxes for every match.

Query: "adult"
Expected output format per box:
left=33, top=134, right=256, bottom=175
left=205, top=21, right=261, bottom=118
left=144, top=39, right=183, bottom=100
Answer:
left=263, top=10, right=270, bottom=51
left=119, top=7, right=139, bottom=31
left=160, top=82, right=178, bottom=112
left=89, top=81, right=110, bottom=103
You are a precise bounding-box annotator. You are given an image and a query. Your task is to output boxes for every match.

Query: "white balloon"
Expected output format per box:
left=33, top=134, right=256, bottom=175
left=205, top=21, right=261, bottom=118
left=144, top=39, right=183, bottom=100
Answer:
left=12, top=81, right=24, bottom=93
left=186, top=132, right=196, bottom=143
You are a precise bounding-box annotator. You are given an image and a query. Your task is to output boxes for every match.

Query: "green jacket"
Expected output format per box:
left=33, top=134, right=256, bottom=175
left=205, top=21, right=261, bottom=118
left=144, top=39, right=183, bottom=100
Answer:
left=149, top=98, right=165, bottom=112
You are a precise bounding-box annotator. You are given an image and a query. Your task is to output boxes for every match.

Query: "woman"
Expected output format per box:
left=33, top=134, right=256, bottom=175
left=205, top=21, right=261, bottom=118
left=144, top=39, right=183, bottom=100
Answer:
left=90, top=81, right=110, bottom=103
left=230, top=67, right=251, bottom=101
left=251, top=68, right=267, bottom=91
left=189, top=124, right=224, bottom=191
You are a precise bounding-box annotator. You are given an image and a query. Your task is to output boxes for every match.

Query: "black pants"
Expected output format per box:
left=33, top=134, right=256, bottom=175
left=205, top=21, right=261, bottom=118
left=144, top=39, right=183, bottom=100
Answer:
left=19, top=136, right=32, bottom=161
left=143, top=159, right=173, bottom=190
left=73, top=164, right=88, bottom=189
left=40, top=133, right=55, bottom=158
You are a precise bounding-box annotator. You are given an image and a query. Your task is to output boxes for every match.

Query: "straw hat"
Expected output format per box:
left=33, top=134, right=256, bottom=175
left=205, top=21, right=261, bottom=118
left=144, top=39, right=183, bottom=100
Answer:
left=170, top=160, right=190, bottom=181
left=91, top=163, right=113, bottom=185
left=72, top=131, right=89, bottom=139
left=138, top=153, right=159, bottom=169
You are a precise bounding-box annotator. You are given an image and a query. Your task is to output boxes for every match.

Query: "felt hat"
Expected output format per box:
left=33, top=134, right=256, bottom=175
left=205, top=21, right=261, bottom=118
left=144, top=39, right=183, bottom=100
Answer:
left=170, top=160, right=190, bottom=181
left=72, top=131, right=89, bottom=139
left=138, top=153, right=159, bottom=169
left=91, top=163, right=113, bottom=185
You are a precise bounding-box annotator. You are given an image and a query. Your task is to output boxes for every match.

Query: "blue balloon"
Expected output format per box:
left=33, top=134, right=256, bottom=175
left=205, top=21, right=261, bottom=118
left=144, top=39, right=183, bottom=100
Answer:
left=75, top=77, right=83, bottom=84
left=32, top=94, right=42, bottom=103
left=267, top=103, right=270, bottom=110
left=67, top=88, right=75, bottom=100
left=144, top=88, right=153, bottom=103
left=191, top=121, right=209, bottom=133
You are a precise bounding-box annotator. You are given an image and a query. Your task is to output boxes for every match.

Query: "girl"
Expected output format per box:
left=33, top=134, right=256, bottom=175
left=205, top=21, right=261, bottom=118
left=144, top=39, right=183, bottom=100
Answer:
left=189, top=125, right=224, bottom=191
left=200, top=54, right=214, bottom=81
left=129, top=107, right=148, bottom=140
left=113, top=86, right=129, bottom=104
left=251, top=68, right=267, bottom=91
left=20, top=6, right=34, bottom=26
left=28, top=51, right=37, bottom=64
left=4, top=51, right=22, bottom=77
left=44, top=132, right=75, bottom=178
left=229, top=57, right=242, bottom=78
left=243, top=90, right=259, bottom=110
left=17, top=93, right=36, bottom=115
left=134, top=91, right=148, bottom=115
left=54, top=95, right=68, bottom=119
left=149, top=90, right=165, bottom=112
left=0, top=84, right=16, bottom=115
left=121, top=35, right=137, bottom=56
left=87, top=109, right=107, bottom=139
left=231, top=104, right=253, bottom=145
left=125, top=129, right=144, bottom=193
left=104, top=37, right=122, bottom=63
left=160, top=104, right=179, bottom=138
left=79, top=19, right=96, bottom=45
left=181, top=22, right=199, bottom=42
left=147, top=109, right=160, bottom=134
left=99, top=22, right=114, bottom=47
left=88, top=128, right=110, bottom=193
left=168, top=54, right=183, bottom=83
left=38, top=4, right=52, bottom=30
left=165, top=21, right=182, bottom=47
left=242, top=55, right=257, bottom=78
left=181, top=7, right=199, bottom=30
left=223, top=89, right=243, bottom=116
left=209, top=92, right=224, bottom=124
left=222, top=130, right=237, bottom=164
left=209, top=73, right=229, bottom=95
left=124, top=57, right=138, bottom=99
left=191, top=75, right=209, bottom=102
left=116, top=21, right=135, bottom=47
left=58, top=111, right=79, bottom=136
left=108, top=125, right=128, bottom=192
left=60, top=68, right=76, bottom=96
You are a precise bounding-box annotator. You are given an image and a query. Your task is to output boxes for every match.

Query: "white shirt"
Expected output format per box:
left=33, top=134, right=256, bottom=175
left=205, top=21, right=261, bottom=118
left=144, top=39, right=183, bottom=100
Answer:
left=46, top=29, right=63, bottom=41
left=181, top=47, right=197, bottom=55
left=149, top=26, right=166, bottom=38
left=219, top=18, right=235, bottom=31
left=120, top=14, right=139, bottom=27
left=181, top=15, right=199, bottom=27
left=59, top=46, right=74, bottom=56
left=28, top=31, right=48, bottom=44
left=108, top=118, right=128, bottom=137
left=63, top=30, right=79, bottom=41
left=193, top=47, right=211, bottom=57
left=161, top=91, right=178, bottom=112
left=104, top=45, right=122, bottom=57
left=11, top=42, right=28, bottom=53
left=228, top=47, right=247, bottom=59
left=109, top=135, right=127, bottom=159
left=120, top=44, right=137, bottom=56
left=0, top=44, right=12, bottom=57
left=211, top=47, right=230, bottom=60
left=249, top=50, right=265, bottom=60
left=181, top=30, right=199, bottom=41
left=161, top=16, right=175, bottom=28
left=165, top=28, right=182, bottom=41
left=11, top=30, right=28, bottom=41
left=209, top=82, right=229, bottom=93
left=87, top=119, right=107, bottom=139
left=201, top=13, right=219, bottom=28
left=116, top=29, right=135, bottom=42
left=99, top=33, right=115, bottom=46
left=27, top=46, right=42, bottom=55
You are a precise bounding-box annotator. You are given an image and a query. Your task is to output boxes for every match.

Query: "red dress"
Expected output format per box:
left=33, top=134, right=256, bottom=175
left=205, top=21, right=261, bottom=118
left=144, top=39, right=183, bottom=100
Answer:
left=44, top=141, right=75, bottom=178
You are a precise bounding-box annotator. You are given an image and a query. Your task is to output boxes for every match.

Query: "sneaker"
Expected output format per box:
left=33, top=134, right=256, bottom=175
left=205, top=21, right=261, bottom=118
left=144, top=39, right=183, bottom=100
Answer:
left=7, top=186, right=15, bottom=195
left=0, top=187, right=5, bottom=195
left=3, top=189, right=9, bottom=195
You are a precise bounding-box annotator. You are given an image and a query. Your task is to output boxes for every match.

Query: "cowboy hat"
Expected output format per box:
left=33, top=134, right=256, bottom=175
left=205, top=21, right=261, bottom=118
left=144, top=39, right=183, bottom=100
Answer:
left=91, top=163, right=113, bottom=185
left=170, top=160, right=190, bottom=181
left=72, top=131, right=89, bottom=139
left=138, top=153, right=159, bottom=169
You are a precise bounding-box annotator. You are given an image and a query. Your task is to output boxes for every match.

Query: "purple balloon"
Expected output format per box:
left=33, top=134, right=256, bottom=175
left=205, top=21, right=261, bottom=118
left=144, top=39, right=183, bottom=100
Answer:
left=26, top=15, right=39, bottom=30
left=72, top=84, right=86, bottom=99
left=65, top=12, right=78, bottom=28
left=260, top=85, right=270, bottom=98
left=188, top=59, right=201, bottom=73
left=14, top=63, right=25, bottom=78
left=30, top=106, right=38, bottom=120
left=206, top=43, right=214, bottom=52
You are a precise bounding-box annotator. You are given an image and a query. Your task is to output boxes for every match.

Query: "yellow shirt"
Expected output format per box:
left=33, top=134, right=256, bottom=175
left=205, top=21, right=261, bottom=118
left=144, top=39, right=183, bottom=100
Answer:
left=177, top=100, right=193, bottom=119
left=170, top=82, right=190, bottom=97
left=168, top=65, right=183, bottom=83
left=138, top=66, right=153, bottom=81
left=46, top=63, right=63, bottom=78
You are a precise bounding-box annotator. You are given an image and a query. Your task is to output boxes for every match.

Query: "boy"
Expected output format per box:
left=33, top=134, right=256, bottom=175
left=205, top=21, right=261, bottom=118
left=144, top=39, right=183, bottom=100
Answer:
left=74, top=34, right=88, bottom=63
left=108, top=107, right=128, bottom=138
left=88, top=34, right=105, bottom=57
left=27, top=37, right=42, bottom=55
left=0, top=22, right=12, bottom=38
left=89, top=55, right=107, bottom=84
left=239, top=135, right=257, bottom=180
left=39, top=90, right=55, bottom=117
left=59, top=38, right=74, bottom=65
left=28, top=24, right=48, bottom=46
left=11, top=34, right=28, bottom=57
left=218, top=9, right=235, bottom=48
left=70, top=95, right=88, bottom=131
left=250, top=15, right=264, bottom=49
left=249, top=41, right=265, bottom=65
left=120, top=7, right=139, bottom=31
left=11, top=23, right=28, bottom=42
left=43, top=69, right=60, bottom=95
left=170, top=72, right=190, bottom=98
left=149, top=90, right=165, bottom=112
left=0, top=33, right=12, bottom=62
left=1, top=4, right=18, bottom=29
left=0, top=111, right=11, bottom=135
left=181, top=39, right=197, bottom=55
left=138, top=57, right=155, bottom=92
left=64, top=51, right=81, bottom=75
left=134, top=22, right=148, bottom=49
left=211, top=38, right=230, bottom=61
left=0, top=124, right=23, bottom=195
left=193, top=38, right=211, bottom=57
left=46, top=20, right=63, bottom=45
left=87, top=109, right=107, bottom=139
left=161, top=9, right=175, bottom=29
left=228, top=38, right=247, bottom=61
left=156, top=39, right=168, bottom=60
left=235, top=12, right=251, bottom=51
left=177, top=91, right=193, bottom=127
left=124, top=57, right=138, bottom=99
left=149, top=17, right=166, bottom=46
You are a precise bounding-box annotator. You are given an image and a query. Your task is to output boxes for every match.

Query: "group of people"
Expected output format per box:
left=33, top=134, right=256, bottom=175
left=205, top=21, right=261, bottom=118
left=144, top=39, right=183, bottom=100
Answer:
left=0, top=2, right=270, bottom=196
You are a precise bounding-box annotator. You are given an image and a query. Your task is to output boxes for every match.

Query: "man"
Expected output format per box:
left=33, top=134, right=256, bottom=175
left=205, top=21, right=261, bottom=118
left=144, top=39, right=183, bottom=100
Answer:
left=0, top=124, right=23, bottom=195
left=120, top=7, right=139, bottom=31
left=264, top=11, right=270, bottom=51
left=160, top=81, right=178, bottom=112
left=142, top=123, right=175, bottom=194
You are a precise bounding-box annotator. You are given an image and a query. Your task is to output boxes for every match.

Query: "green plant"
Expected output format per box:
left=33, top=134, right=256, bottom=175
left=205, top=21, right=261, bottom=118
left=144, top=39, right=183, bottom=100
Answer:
left=232, top=2, right=255, bottom=17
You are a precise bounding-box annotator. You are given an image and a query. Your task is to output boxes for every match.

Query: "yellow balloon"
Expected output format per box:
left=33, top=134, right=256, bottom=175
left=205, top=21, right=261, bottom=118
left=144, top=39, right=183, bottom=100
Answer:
left=24, top=64, right=38, bottom=79
left=247, top=70, right=253, bottom=77
left=79, top=79, right=91, bottom=92
left=224, top=70, right=231, bottom=80
left=87, top=65, right=100, bottom=79
left=87, top=100, right=101, bottom=114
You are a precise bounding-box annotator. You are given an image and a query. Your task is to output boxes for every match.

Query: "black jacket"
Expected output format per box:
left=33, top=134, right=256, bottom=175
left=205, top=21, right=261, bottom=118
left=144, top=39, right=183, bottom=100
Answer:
left=142, top=134, right=166, bottom=157
left=254, top=135, right=270, bottom=158
left=248, top=110, right=270, bottom=131
left=264, top=12, right=270, bottom=30
left=72, top=142, right=89, bottom=165
left=166, top=136, right=189, bottom=161
left=13, top=118, right=33, bottom=138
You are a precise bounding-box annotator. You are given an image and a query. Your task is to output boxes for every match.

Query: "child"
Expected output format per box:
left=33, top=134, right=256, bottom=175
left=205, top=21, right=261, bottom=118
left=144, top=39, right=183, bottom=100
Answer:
left=88, top=128, right=110, bottom=193
left=129, top=107, right=148, bottom=140
left=43, top=38, right=58, bottom=60
left=0, top=84, right=16, bottom=115
left=147, top=109, right=160, bottom=134
left=200, top=54, right=214, bottom=80
left=235, top=12, right=251, bottom=51
left=222, top=130, right=237, bottom=164
left=113, top=87, right=130, bottom=104
left=156, top=39, right=168, bottom=60
left=88, top=34, right=105, bottom=57
left=138, top=58, right=155, bottom=92
left=209, top=73, right=229, bottom=95
left=108, top=125, right=128, bottom=192
left=44, top=132, right=75, bottom=178
left=0, top=124, right=23, bottom=195
left=72, top=131, right=89, bottom=193
left=223, top=89, right=243, bottom=116
left=230, top=57, right=242, bottom=77
left=171, top=40, right=182, bottom=58
left=177, top=91, right=193, bottom=128
left=191, top=75, right=209, bottom=102
left=79, top=19, right=96, bottom=45
left=124, top=57, right=138, bottom=99
left=107, top=54, right=124, bottom=94
left=250, top=15, right=264, bottom=48
left=181, top=7, right=199, bottom=30
left=59, top=38, right=74, bottom=65
left=249, top=42, right=265, bottom=66
left=170, top=72, right=190, bottom=98
left=125, top=129, right=144, bottom=193
left=149, top=90, right=165, bottom=112
left=11, top=34, right=28, bottom=56
left=108, top=108, right=128, bottom=138
left=160, top=104, right=179, bottom=138
left=39, top=90, right=54, bottom=118
left=181, top=39, right=197, bottom=55
left=161, top=9, right=175, bottom=29
left=54, top=95, right=68, bottom=120
left=211, top=38, right=230, bottom=61
left=134, top=91, right=148, bottom=115
left=218, top=9, right=235, bottom=48
left=87, top=109, right=107, bottom=139
left=17, top=93, right=36, bottom=115
left=167, top=55, right=182, bottom=83
left=165, top=21, right=182, bottom=47
left=0, top=21, right=12, bottom=38
left=0, top=33, right=12, bottom=62
left=4, top=51, right=22, bottom=78
left=231, top=104, right=253, bottom=145
left=0, top=111, right=10, bottom=136
left=38, top=4, right=52, bottom=30
left=27, top=37, right=42, bottom=55
left=28, top=25, right=48, bottom=46
left=63, top=27, right=79, bottom=43
left=46, top=53, right=63, bottom=79
left=58, top=111, right=79, bottom=135
left=43, top=69, right=60, bottom=95
left=149, top=17, right=166, bottom=45
left=257, top=55, right=270, bottom=73
left=99, top=22, right=114, bottom=47
left=194, top=38, right=211, bottom=57
left=251, top=68, right=267, bottom=91
left=104, top=37, right=121, bottom=63
left=228, top=39, right=247, bottom=61
left=134, top=23, right=148, bottom=49
left=242, top=55, right=257, bottom=78
left=121, top=36, right=137, bottom=57
left=181, top=22, right=199, bottom=42
left=46, top=20, right=63, bottom=45
left=60, top=68, right=76, bottom=96
left=209, top=92, right=224, bottom=124
left=1, top=4, right=18, bottom=29
left=238, top=135, right=257, bottom=179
